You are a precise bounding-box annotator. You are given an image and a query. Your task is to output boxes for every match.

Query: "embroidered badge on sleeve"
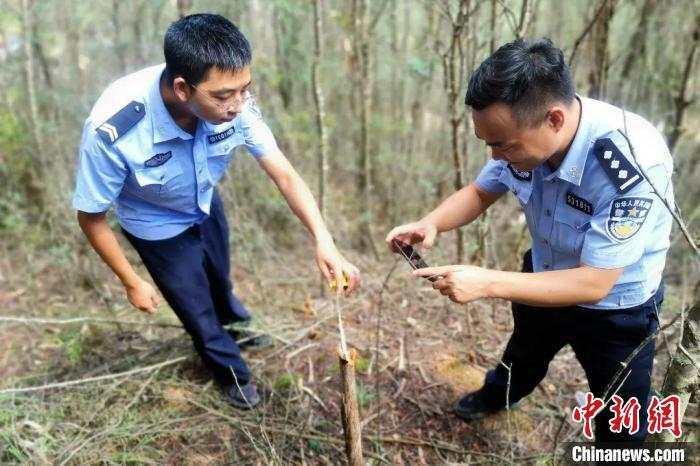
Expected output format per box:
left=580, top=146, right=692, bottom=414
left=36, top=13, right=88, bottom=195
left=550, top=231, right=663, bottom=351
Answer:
left=507, top=164, right=532, bottom=182
left=606, top=197, right=653, bottom=242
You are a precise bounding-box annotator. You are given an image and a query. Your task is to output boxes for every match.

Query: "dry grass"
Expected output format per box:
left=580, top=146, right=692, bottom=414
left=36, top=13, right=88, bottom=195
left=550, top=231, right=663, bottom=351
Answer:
left=0, top=219, right=693, bottom=465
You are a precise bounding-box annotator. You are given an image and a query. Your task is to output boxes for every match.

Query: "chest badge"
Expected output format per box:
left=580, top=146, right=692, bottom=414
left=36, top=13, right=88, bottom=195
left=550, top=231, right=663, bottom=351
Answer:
left=566, top=192, right=593, bottom=215
left=606, top=197, right=653, bottom=242
left=144, top=151, right=172, bottom=168
left=208, top=127, right=235, bottom=144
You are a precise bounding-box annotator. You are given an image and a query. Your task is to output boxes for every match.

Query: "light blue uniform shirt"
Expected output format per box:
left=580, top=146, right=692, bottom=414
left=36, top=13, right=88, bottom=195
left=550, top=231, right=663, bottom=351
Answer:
left=73, top=64, right=279, bottom=240
left=475, top=97, right=674, bottom=310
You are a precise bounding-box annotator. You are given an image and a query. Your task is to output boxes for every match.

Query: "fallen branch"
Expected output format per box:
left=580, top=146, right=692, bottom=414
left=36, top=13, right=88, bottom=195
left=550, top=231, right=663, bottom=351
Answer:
left=0, top=356, right=187, bottom=395
left=0, top=315, right=183, bottom=328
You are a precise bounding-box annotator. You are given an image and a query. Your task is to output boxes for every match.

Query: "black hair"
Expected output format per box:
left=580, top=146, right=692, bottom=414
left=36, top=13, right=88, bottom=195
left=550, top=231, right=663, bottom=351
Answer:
left=465, top=38, right=575, bottom=126
left=163, top=13, right=251, bottom=86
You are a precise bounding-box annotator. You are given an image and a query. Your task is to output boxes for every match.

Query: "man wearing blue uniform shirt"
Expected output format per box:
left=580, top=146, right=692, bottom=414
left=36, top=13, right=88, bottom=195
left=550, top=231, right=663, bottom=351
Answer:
left=73, top=14, right=360, bottom=409
left=387, top=38, right=674, bottom=443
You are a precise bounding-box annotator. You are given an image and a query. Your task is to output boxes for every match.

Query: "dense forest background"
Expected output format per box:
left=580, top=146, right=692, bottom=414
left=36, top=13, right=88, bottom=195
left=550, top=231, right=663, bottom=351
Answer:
left=0, top=0, right=698, bottom=464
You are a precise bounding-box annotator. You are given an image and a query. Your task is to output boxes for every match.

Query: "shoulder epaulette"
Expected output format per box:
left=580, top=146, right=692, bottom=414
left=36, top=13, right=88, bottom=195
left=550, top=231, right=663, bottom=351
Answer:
left=592, top=137, right=643, bottom=193
left=96, top=101, right=145, bottom=145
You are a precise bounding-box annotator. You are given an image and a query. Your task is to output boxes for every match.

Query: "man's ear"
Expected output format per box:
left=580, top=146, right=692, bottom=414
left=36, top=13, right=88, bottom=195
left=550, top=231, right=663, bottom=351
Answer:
left=545, top=107, right=566, bottom=132
left=172, top=77, right=192, bottom=102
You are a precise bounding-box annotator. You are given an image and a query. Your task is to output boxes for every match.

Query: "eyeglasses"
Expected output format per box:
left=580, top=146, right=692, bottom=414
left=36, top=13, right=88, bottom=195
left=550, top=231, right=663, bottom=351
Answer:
left=188, top=83, right=254, bottom=110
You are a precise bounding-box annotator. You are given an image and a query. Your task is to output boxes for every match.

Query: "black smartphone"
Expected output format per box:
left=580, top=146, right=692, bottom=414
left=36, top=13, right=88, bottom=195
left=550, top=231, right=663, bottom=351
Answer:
left=392, top=239, right=438, bottom=282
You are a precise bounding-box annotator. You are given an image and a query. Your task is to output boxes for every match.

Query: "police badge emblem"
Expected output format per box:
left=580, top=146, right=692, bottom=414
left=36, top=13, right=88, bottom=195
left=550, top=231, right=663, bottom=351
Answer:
left=606, top=197, right=653, bottom=242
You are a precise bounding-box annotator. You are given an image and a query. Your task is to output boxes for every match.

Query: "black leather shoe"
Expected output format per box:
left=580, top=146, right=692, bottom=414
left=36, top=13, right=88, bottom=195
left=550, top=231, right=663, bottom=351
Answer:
left=453, top=389, right=519, bottom=422
left=223, top=381, right=261, bottom=409
left=227, top=329, right=274, bottom=350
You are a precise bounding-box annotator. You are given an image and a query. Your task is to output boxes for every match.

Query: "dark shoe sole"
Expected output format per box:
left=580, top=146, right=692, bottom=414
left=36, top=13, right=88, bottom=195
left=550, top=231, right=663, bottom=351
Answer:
left=224, top=387, right=261, bottom=410
left=227, top=330, right=274, bottom=351
left=453, top=400, right=520, bottom=422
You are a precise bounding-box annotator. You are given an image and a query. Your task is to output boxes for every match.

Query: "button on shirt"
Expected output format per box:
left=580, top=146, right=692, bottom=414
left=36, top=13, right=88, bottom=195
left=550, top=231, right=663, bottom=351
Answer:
left=475, top=97, right=674, bottom=310
left=73, top=64, right=279, bottom=240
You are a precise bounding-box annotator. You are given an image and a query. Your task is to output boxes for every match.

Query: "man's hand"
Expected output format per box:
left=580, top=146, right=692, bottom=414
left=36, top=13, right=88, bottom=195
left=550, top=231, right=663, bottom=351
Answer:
left=125, top=278, right=160, bottom=314
left=413, top=265, right=494, bottom=304
left=315, top=239, right=361, bottom=296
left=385, top=220, right=438, bottom=253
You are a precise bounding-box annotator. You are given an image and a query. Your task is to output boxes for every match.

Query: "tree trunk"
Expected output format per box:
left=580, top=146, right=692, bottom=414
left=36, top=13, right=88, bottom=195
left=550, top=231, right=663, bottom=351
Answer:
left=20, top=0, right=45, bottom=210
left=356, top=0, right=379, bottom=257
left=620, top=0, right=657, bottom=81
left=273, top=4, right=296, bottom=110
left=441, top=0, right=472, bottom=263
left=489, top=0, right=499, bottom=53
left=111, top=0, right=127, bottom=74
left=648, top=285, right=700, bottom=442
left=312, top=0, right=330, bottom=295
left=176, top=0, right=191, bottom=18
left=312, top=0, right=329, bottom=222
left=515, top=0, right=534, bottom=39
left=667, top=13, right=699, bottom=152
left=338, top=348, right=363, bottom=466
left=587, top=0, right=616, bottom=99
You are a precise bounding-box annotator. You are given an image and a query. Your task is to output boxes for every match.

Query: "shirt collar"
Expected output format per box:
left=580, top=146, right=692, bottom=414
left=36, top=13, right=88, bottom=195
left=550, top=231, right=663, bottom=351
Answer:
left=548, top=95, right=593, bottom=186
left=147, top=65, right=194, bottom=144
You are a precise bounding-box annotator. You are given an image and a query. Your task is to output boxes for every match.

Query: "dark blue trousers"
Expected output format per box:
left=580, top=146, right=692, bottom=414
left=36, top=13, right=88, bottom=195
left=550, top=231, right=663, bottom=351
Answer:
left=483, top=250, right=662, bottom=444
left=123, top=191, right=252, bottom=386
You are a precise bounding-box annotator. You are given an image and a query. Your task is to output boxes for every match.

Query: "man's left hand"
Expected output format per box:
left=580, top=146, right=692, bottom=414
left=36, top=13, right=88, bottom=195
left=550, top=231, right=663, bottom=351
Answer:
left=315, top=240, right=361, bottom=296
left=413, top=265, right=494, bottom=304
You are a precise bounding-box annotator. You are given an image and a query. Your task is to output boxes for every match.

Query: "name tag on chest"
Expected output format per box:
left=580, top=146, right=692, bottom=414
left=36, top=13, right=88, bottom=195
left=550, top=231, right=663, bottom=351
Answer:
left=208, top=127, right=236, bottom=144
left=566, top=192, right=593, bottom=215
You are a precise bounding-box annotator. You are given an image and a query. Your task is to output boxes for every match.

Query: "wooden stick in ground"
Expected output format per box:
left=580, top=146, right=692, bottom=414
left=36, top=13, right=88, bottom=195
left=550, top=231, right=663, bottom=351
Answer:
left=338, top=346, right=364, bottom=466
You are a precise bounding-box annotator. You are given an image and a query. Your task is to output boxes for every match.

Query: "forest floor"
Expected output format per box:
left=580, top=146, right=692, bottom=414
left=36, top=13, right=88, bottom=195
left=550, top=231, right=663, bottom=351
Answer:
left=0, top=236, right=694, bottom=465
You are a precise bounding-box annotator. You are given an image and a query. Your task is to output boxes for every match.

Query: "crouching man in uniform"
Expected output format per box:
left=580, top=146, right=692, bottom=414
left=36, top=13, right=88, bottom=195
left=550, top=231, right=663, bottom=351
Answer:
left=73, top=14, right=360, bottom=409
left=386, top=38, right=674, bottom=443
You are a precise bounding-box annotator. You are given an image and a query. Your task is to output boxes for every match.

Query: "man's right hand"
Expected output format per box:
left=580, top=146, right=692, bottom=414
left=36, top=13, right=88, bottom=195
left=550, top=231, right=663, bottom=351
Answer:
left=125, top=278, right=160, bottom=314
left=385, top=220, right=438, bottom=253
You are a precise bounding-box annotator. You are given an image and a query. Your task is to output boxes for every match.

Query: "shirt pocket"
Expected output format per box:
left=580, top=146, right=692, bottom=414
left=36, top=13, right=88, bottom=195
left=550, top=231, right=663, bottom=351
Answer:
left=133, top=162, right=184, bottom=196
left=551, top=214, right=590, bottom=257
left=207, top=136, right=241, bottom=183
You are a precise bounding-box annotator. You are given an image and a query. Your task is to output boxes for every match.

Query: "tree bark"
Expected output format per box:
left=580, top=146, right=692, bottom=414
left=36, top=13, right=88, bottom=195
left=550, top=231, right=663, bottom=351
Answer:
left=312, top=0, right=330, bottom=296
left=356, top=0, right=379, bottom=257
left=111, top=0, right=127, bottom=75
left=20, top=0, right=45, bottom=209
left=176, top=0, right=191, bottom=18
left=489, top=0, right=498, bottom=53
left=667, top=13, right=699, bottom=152
left=587, top=0, right=616, bottom=100
left=620, top=0, right=657, bottom=81
left=441, top=0, right=472, bottom=263
left=312, top=0, right=329, bottom=223
left=338, top=348, right=363, bottom=466
left=648, top=285, right=700, bottom=442
left=515, top=0, right=533, bottom=39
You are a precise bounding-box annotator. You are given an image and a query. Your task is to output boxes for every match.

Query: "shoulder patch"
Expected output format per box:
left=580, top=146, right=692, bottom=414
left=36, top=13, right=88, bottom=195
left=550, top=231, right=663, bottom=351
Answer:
left=96, top=101, right=145, bottom=145
left=606, top=197, right=653, bottom=242
left=593, top=138, right=643, bottom=193
left=507, top=164, right=532, bottom=182
left=565, top=191, right=593, bottom=215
